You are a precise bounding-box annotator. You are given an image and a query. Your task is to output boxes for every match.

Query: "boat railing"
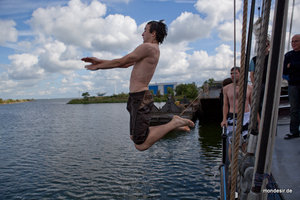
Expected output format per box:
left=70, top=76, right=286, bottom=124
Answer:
left=219, top=126, right=229, bottom=200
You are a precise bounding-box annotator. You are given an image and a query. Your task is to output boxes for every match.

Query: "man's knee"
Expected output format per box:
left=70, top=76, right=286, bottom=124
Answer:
left=134, top=143, right=149, bottom=151
left=130, top=128, right=149, bottom=144
left=130, top=135, right=150, bottom=151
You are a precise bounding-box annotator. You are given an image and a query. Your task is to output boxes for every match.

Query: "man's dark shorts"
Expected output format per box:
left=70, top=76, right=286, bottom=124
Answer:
left=127, top=90, right=154, bottom=145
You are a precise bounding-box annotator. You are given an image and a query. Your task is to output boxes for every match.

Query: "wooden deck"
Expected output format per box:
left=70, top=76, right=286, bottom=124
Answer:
left=272, top=116, right=300, bottom=200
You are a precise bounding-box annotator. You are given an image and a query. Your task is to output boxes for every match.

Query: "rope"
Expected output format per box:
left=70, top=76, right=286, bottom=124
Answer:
left=179, top=93, right=201, bottom=116
left=232, top=0, right=237, bottom=166
left=287, top=0, right=295, bottom=51
left=229, top=1, right=238, bottom=198
left=248, top=0, right=271, bottom=144
left=242, top=0, right=256, bottom=119
left=261, top=0, right=265, bottom=19
left=230, top=0, right=248, bottom=199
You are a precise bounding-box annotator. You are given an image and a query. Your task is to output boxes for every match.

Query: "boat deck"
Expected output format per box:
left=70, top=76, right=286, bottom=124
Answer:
left=272, top=116, right=300, bottom=200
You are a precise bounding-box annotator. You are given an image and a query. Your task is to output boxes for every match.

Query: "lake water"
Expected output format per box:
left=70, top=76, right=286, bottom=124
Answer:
left=0, top=99, right=222, bottom=199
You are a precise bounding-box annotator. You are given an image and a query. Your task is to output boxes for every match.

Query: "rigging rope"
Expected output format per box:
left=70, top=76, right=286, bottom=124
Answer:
left=248, top=0, right=271, bottom=149
left=287, top=0, right=295, bottom=51
left=179, top=93, right=201, bottom=117
left=232, top=0, right=238, bottom=163
left=230, top=0, right=248, bottom=199
left=232, top=0, right=237, bottom=154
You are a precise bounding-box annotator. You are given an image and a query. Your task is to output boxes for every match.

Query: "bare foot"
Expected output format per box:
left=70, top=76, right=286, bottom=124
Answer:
left=172, top=115, right=195, bottom=128
left=175, top=126, right=191, bottom=132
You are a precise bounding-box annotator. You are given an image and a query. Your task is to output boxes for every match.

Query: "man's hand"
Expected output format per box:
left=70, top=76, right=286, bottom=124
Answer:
left=84, top=64, right=99, bottom=71
left=82, top=57, right=104, bottom=71
left=81, top=57, right=101, bottom=65
left=221, top=120, right=227, bottom=127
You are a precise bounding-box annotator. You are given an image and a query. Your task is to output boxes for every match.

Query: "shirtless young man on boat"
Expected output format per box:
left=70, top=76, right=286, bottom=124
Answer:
left=221, top=67, right=253, bottom=160
left=82, top=20, right=194, bottom=151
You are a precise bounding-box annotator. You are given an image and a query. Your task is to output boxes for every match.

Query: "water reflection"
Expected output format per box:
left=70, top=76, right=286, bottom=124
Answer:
left=0, top=100, right=222, bottom=199
left=198, top=122, right=222, bottom=157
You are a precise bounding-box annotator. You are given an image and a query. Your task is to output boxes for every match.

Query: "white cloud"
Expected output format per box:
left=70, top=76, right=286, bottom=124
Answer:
left=29, top=0, right=106, bottom=47
left=194, top=0, right=244, bottom=43
left=288, top=2, right=300, bottom=36
left=152, top=43, right=235, bottom=85
left=218, top=20, right=242, bottom=42
left=89, top=14, right=139, bottom=52
left=189, top=44, right=234, bottom=69
left=194, top=0, right=242, bottom=27
left=81, top=80, right=95, bottom=91
left=0, top=0, right=69, bottom=17
left=167, top=12, right=211, bottom=43
left=2, top=0, right=295, bottom=99
left=29, top=0, right=139, bottom=53
left=0, top=19, right=18, bottom=45
left=187, top=44, right=235, bottom=82
left=8, top=53, right=45, bottom=80
left=156, top=43, right=190, bottom=80
left=0, top=72, right=19, bottom=93
left=38, top=40, right=82, bottom=73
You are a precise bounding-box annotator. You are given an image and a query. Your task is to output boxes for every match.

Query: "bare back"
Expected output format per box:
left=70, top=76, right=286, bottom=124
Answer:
left=129, top=43, right=160, bottom=92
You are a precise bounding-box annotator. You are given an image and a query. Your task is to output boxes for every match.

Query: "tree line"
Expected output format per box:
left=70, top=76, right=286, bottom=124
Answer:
left=68, top=83, right=199, bottom=104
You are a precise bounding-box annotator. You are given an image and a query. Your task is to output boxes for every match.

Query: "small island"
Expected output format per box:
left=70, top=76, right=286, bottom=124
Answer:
left=67, top=83, right=199, bottom=104
left=0, top=98, right=34, bottom=104
left=67, top=92, right=170, bottom=104
left=68, top=93, right=130, bottom=104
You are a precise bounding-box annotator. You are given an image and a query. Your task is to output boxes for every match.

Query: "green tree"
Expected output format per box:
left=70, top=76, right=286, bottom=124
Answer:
left=82, top=92, right=90, bottom=99
left=208, top=78, right=215, bottom=86
left=175, top=84, right=185, bottom=96
left=201, top=78, right=216, bottom=89
left=175, top=83, right=198, bottom=99
left=202, top=78, right=215, bottom=87
left=166, top=87, right=174, bottom=96
left=156, top=90, right=161, bottom=98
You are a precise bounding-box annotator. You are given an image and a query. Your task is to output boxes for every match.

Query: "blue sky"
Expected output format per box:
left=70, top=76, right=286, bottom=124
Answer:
left=0, top=0, right=299, bottom=99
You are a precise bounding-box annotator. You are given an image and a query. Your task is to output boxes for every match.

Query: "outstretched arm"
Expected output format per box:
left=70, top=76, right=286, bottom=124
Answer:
left=82, top=44, right=150, bottom=70
left=81, top=57, right=102, bottom=65
left=82, top=56, right=135, bottom=70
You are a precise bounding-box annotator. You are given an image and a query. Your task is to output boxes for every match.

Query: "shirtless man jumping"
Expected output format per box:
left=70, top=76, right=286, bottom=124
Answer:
left=82, top=20, right=194, bottom=151
left=221, top=67, right=253, bottom=160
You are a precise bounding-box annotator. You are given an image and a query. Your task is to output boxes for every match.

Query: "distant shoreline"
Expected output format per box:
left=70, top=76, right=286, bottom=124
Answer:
left=67, top=96, right=128, bottom=104
left=0, top=99, right=34, bottom=104
left=67, top=95, right=190, bottom=104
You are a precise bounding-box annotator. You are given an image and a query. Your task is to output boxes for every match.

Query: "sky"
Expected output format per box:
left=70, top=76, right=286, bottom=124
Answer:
left=0, top=0, right=299, bottom=99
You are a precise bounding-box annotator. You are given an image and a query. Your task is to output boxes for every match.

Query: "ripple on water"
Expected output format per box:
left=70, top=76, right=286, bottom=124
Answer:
left=0, top=100, right=222, bottom=199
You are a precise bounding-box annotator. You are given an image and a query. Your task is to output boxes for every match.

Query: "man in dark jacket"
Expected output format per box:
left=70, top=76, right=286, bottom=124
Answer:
left=283, top=34, right=300, bottom=139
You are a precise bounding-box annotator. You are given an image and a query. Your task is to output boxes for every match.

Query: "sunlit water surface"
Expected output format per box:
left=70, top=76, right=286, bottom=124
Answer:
left=0, top=99, right=222, bottom=199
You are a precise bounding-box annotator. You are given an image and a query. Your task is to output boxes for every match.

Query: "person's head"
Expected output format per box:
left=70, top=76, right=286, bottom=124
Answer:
left=143, top=20, right=168, bottom=44
left=230, top=66, right=240, bottom=82
left=291, top=34, right=300, bottom=51
left=222, top=77, right=233, bottom=87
